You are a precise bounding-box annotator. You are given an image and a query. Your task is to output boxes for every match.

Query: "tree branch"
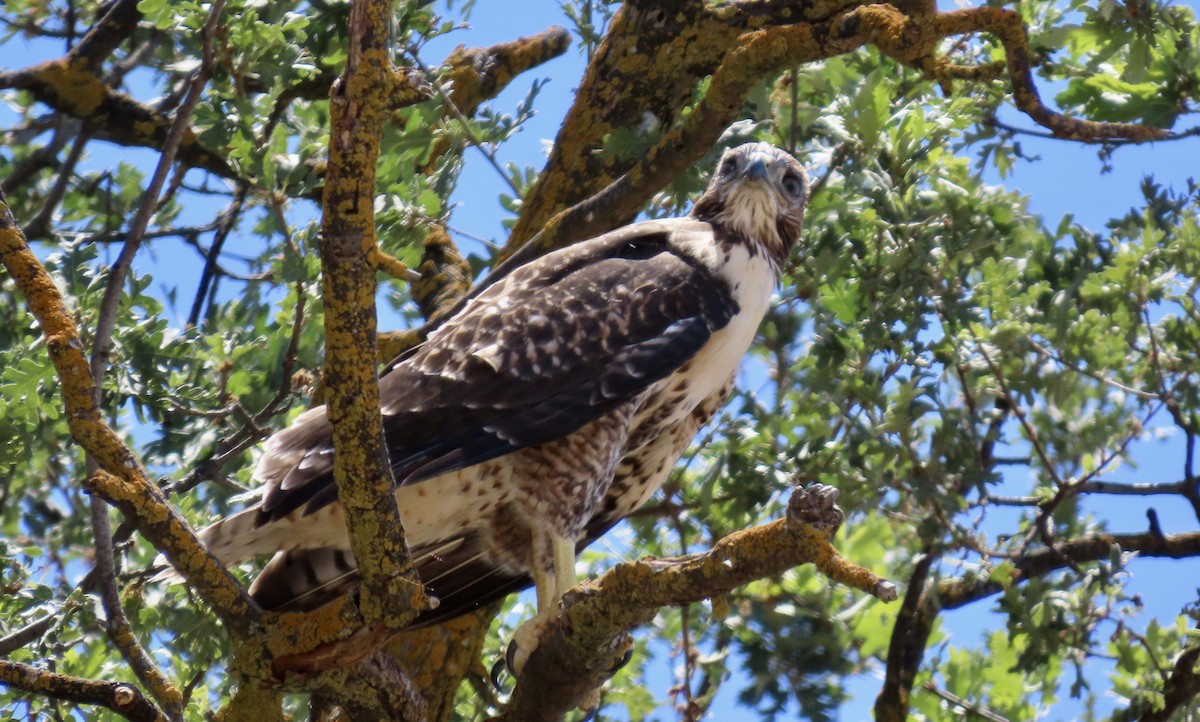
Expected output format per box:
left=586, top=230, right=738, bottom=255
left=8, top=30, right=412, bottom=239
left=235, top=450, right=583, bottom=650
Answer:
left=309, top=651, right=429, bottom=722
left=1137, top=642, right=1200, bottom=722
left=81, top=6, right=227, bottom=714
left=316, top=0, right=428, bottom=628
left=937, top=530, right=1200, bottom=610
left=508, top=0, right=1169, bottom=256
left=0, top=660, right=167, bottom=722
left=0, top=196, right=261, bottom=642
left=876, top=530, right=1200, bottom=721
left=496, top=485, right=897, bottom=721
left=507, top=1, right=746, bottom=249
left=921, top=7, right=1169, bottom=141
left=68, top=0, right=143, bottom=72
left=875, top=552, right=937, bottom=722
left=0, top=613, right=57, bottom=656
left=385, top=606, right=499, bottom=722
left=0, top=60, right=237, bottom=179
left=501, top=14, right=864, bottom=266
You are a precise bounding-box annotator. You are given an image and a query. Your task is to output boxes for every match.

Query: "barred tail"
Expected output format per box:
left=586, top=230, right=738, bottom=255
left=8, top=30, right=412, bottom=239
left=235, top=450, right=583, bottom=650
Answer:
left=152, top=508, right=296, bottom=584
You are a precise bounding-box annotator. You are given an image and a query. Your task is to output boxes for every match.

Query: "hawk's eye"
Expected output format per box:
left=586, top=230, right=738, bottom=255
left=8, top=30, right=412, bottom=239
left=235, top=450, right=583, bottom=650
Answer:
left=719, top=157, right=738, bottom=177
left=781, top=172, right=804, bottom=198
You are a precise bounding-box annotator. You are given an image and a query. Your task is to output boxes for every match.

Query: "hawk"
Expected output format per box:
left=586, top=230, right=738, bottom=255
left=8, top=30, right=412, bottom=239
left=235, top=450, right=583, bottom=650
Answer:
left=190, top=142, right=808, bottom=669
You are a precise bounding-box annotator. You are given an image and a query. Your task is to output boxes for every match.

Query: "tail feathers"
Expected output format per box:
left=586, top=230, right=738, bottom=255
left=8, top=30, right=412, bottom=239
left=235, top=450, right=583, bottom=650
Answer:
left=245, top=537, right=472, bottom=613
left=249, top=547, right=360, bottom=612
left=160, top=524, right=539, bottom=626
left=244, top=535, right=533, bottom=621
left=152, top=508, right=297, bottom=584
left=197, top=508, right=280, bottom=563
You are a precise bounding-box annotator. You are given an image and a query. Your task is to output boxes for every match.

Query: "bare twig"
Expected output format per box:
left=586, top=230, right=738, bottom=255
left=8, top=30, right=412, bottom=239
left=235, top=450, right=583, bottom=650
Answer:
left=1028, top=339, right=1159, bottom=400
left=22, top=126, right=89, bottom=240
left=187, top=184, right=250, bottom=327
left=920, top=681, right=1010, bottom=722
left=0, top=613, right=58, bottom=656
left=80, top=5, right=227, bottom=717
left=406, top=47, right=522, bottom=198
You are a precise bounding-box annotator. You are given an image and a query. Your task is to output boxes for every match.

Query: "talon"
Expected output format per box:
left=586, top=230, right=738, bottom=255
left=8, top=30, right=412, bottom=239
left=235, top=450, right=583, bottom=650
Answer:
left=608, top=647, right=634, bottom=675
left=490, top=655, right=510, bottom=692
left=505, top=637, right=521, bottom=678
left=506, top=612, right=552, bottom=678
left=788, top=482, right=845, bottom=532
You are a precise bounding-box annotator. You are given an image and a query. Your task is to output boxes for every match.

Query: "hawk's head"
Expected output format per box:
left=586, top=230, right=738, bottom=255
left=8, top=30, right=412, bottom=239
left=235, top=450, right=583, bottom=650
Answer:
left=691, top=142, right=808, bottom=272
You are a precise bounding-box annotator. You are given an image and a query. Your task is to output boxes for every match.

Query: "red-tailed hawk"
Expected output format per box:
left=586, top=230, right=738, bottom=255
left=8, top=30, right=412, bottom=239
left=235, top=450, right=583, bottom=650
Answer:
left=189, top=142, right=808, bottom=670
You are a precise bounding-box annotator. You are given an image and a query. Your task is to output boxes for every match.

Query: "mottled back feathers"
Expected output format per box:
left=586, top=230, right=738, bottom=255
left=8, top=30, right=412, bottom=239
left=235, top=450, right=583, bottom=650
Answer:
left=188, top=143, right=809, bottom=619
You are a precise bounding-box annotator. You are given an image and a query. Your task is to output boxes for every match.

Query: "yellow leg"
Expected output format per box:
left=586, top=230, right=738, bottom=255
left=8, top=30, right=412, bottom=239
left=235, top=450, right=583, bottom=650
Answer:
left=510, top=532, right=578, bottom=677
left=551, top=534, right=577, bottom=605
left=532, top=560, right=555, bottom=613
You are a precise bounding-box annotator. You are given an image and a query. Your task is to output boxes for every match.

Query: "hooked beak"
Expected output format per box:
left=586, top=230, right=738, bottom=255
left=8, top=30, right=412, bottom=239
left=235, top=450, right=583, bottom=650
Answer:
left=741, top=155, right=770, bottom=183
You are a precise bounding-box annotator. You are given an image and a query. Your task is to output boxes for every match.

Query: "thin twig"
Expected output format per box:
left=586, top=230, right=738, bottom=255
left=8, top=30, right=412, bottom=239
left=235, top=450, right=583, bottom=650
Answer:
left=164, top=200, right=303, bottom=499
left=1028, top=339, right=1158, bottom=400
left=187, top=183, right=250, bottom=327
left=986, top=114, right=1200, bottom=145
left=22, top=125, right=90, bottom=240
left=405, top=46, right=522, bottom=198
left=0, top=613, right=57, bottom=656
left=0, top=117, right=72, bottom=195
left=82, top=2, right=227, bottom=718
left=920, top=681, right=1010, bottom=722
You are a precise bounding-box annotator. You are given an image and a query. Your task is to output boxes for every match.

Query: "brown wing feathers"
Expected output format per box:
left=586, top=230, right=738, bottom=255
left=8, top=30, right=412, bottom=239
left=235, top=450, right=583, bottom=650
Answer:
left=252, top=226, right=737, bottom=527
left=182, top=145, right=808, bottom=619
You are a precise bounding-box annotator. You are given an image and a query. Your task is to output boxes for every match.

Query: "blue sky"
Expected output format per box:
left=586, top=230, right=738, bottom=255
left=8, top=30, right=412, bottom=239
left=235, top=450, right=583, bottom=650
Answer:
left=3, top=1, right=1200, bottom=719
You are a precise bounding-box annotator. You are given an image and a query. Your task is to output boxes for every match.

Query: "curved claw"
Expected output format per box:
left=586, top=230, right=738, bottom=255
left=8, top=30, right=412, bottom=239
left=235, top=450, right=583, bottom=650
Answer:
left=607, top=647, right=634, bottom=676
left=787, top=482, right=845, bottom=533
left=505, top=637, right=520, bottom=677
left=490, top=655, right=510, bottom=692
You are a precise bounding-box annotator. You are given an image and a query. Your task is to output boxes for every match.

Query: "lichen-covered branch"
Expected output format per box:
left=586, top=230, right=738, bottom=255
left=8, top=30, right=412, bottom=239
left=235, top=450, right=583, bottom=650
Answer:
left=0, top=25, right=569, bottom=191
left=316, top=0, right=427, bottom=627
left=411, top=224, right=471, bottom=323
left=506, top=0, right=1170, bottom=256
left=857, top=5, right=1169, bottom=141
left=504, top=15, right=865, bottom=263
left=495, top=486, right=896, bottom=721
left=308, top=652, right=429, bottom=722
left=385, top=607, right=498, bottom=722
left=0, top=660, right=166, bottom=722
left=0, top=61, right=236, bottom=178
left=507, top=1, right=745, bottom=249
left=0, top=197, right=261, bottom=641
